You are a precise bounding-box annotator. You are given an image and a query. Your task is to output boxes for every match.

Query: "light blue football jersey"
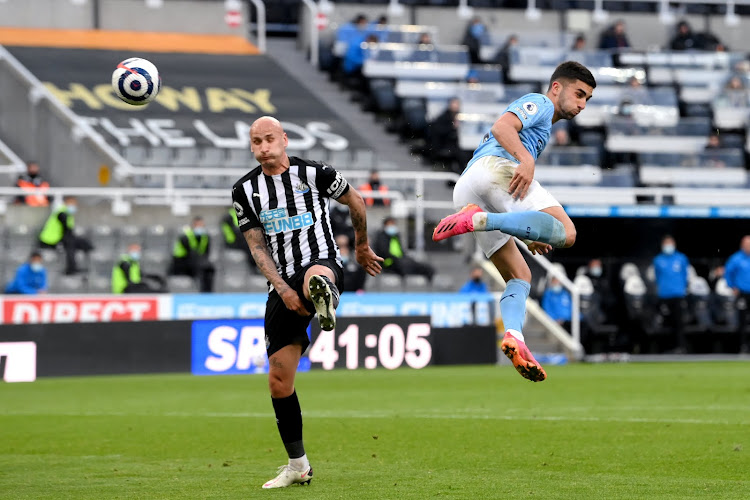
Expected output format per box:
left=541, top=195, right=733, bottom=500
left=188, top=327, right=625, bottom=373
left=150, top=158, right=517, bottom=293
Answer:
left=465, top=93, right=554, bottom=171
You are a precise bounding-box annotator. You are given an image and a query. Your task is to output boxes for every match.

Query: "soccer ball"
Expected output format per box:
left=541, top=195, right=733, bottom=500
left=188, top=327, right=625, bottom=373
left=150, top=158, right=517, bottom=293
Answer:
left=111, top=57, right=161, bottom=106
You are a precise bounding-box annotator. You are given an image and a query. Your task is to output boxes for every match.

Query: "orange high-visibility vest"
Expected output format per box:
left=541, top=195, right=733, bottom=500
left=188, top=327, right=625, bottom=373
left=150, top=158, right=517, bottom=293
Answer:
left=17, top=179, right=50, bottom=207
left=358, top=182, right=390, bottom=207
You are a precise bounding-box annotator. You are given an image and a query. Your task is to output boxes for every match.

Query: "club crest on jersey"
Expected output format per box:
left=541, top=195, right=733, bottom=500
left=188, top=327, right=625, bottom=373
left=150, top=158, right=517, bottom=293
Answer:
left=260, top=207, right=314, bottom=234
left=523, top=102, right=538, bottom=115
left=294, top=181, right=310, bottom=194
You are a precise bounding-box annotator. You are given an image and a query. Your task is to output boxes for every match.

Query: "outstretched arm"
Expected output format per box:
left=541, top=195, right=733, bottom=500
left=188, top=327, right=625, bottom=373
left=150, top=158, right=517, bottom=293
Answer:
left=243, top=227, right=309, bottom=316
left=336, top=188, right=384, bottom=277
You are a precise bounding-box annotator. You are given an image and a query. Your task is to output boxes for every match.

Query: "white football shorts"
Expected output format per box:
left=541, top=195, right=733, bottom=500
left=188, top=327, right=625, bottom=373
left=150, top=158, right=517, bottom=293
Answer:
left=453, top=155, right=562, bottom=258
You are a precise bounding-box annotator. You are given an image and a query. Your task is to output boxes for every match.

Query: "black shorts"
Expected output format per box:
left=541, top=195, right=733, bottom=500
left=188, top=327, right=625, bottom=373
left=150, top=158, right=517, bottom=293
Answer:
left=265, top=259, right=344, bottom=357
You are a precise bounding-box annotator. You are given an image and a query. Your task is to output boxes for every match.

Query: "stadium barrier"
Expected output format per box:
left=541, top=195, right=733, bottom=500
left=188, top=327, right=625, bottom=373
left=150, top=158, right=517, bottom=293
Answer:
left=0, top=312, right=496, bottom=381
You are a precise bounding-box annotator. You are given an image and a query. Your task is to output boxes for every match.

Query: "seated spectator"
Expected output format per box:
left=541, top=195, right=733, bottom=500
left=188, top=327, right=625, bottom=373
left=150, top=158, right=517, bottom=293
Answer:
left=417, top=32, right=433, bottom=46
left=459, top=266, right=489, bottom=293
left=15, top=161, right=50, bottom=207
left=541, top=276, right=572, bottom=329
left=598, top=20, right=630, bottom=50
left=221, top=205, right=256, bottom=268
left=714, top=76, right=749, bottom=108
left=374, top=217, right=434, bottom=282
left=38, top=195, right=93, bottom=275
left=462, top=17, right=486, bottom=64
left=668, top=20, right=724, bottom=51
left=170, top=216, right=215, bottom=293
left=358, top=170, right=390, bottom=207
left=704, top=131, right=727, bottom=167
left=330, top=201, right=356, bottom=243
left=5, top=251, right=47, bottom=295
left=571, top=34, right=586, bottom=51
left=112, top=243, right=166, bottom=294
left=551, top=125, right=572, bottom=147
left=369, top=14, right=388, bottom=31
left=426, top=97, right=465, bottom=174
left=336, top=234, right=366, bottom=293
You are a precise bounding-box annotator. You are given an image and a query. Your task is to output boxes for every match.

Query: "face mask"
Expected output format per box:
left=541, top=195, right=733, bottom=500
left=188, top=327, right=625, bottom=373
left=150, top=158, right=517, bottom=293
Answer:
left=589, top=267, right=602, bottom=277
left=370, top=180, right=380, bottom=189
left=472, top=277, right=482, bottom=283
left=129, top=252, right=141, bottom=261
left=550, top=284, right=563, bottom=293
left=384, top=225, right=398, bottom=236
left=66, top=204, right=77, bottom=214
left=30, top=262, right=43, bottom=272
left=194, top=227, right=206, bottom=236
left=662, top=244, right=675, bottom=255
left=341, top=255, right=350, bottom=265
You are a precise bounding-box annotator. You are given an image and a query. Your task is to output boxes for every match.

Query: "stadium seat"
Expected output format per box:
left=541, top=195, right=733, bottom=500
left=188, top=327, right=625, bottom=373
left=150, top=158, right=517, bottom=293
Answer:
left=217, top=272, right=248, bottom=293
left=432, top=274, right=456, bottom=291
left=687, top=276, right=713, bottom=335
left=711, top=278, right=739, bottom=341
left=90, top=224, right=118, bottom=254
left=405, top=275, right=429, bottom=291
left=198, top=147, right=224, bottom=168
left=89, top=250, right=114, bottom=277
left=143, top=225, right=171, bottom=252
left=8, top=224, right=37, bottom=255
left=172, top=147, right=199, bottom=167
left=225, top=148, right=251, bottom=168
left=49, top=274, right=86, bottom=294
left=167, top=275, right=199, bottom=294
left=120, top=225, right=145, bottom=247
left=88, top=274, right=111, bottom=293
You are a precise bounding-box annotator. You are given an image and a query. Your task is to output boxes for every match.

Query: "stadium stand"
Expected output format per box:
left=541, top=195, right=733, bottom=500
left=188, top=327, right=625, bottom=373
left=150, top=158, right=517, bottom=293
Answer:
left=2, top=0, right=750, bottom=354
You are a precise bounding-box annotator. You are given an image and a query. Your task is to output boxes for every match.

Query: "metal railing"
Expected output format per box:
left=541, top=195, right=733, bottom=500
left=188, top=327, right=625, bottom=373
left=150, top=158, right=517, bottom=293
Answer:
left=0, top=45, right=131, bottom=188
left=247, top=0, right=267, bottom=53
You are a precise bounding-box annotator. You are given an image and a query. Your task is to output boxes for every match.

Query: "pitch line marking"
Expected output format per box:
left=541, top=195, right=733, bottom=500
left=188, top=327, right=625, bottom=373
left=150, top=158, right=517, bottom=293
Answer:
left=0, top=410, right=746, bottom=426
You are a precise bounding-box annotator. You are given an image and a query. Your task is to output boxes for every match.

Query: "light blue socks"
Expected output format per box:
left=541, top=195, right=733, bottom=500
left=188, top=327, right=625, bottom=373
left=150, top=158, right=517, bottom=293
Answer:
left=479, top=211, right=567, bottom=248
left=500, top=279, right=531, bottom=335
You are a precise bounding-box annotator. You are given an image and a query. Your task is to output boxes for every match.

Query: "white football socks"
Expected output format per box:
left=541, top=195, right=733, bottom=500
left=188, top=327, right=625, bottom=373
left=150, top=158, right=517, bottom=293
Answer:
left=289, top=454, right=309, bottom=471
left=506, top=329, right=525, bottom=343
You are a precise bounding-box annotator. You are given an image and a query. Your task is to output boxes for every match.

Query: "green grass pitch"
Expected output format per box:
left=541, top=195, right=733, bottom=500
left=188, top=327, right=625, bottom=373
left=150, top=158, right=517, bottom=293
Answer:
left=1, top=363, right=748, bottom=499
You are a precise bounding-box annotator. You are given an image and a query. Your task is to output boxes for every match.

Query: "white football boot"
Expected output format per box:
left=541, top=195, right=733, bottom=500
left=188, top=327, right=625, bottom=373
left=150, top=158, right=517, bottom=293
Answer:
left=261, top=464, right=313, bottom=489
left=308, top=275, right=339, bottom=331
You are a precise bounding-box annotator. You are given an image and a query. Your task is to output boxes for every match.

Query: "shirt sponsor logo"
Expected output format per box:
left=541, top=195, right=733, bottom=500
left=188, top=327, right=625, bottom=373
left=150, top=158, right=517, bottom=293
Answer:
left=259, top=207, right=314, bottom=234
left=327, top=171, right=348, bottom=198
left=524, top=102, right=538, bottom=115
left=3, top=297, right=160, bottom=324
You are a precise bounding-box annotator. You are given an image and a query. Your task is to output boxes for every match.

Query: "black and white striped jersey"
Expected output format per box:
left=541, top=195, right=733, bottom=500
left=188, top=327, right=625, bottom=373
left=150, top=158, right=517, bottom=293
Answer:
left=231, top=156, right=350, bottom=279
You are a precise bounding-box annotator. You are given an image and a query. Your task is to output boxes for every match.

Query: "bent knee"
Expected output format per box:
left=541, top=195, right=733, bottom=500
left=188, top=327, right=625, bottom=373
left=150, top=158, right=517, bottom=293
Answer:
left=268, top=376, right=294, bottom=398
left=563, top=226, right=577, bottom=248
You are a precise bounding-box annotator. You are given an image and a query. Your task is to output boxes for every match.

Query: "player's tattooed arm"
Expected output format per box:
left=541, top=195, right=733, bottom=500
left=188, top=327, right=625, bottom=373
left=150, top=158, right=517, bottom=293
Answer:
left=336, top=188, right=384, bottom=277
left=244, top=227, right=310, bottom=315
left=244, top=228, right=287, bottom=292
left=337, top=188, right=369, bottom=247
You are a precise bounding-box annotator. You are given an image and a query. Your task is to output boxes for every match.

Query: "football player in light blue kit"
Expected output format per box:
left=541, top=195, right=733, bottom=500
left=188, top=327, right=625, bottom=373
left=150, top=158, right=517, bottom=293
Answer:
left=434, top=61, right=596, bottom=382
